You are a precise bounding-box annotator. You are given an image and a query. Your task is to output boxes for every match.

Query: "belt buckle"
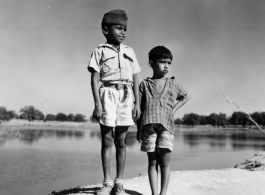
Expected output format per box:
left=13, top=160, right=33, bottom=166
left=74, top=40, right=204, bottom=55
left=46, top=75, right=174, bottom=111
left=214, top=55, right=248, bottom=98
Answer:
left=115, top=83, right=123, bottom=90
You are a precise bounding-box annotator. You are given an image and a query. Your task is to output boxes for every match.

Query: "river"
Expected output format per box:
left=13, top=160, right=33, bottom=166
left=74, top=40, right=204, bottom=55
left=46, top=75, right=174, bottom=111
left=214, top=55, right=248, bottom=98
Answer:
left=0, top=126, right=264, bottom=195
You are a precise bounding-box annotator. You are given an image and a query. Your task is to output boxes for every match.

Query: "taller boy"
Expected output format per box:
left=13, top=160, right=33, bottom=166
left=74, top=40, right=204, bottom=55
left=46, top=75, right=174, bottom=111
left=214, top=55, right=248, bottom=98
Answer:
left=88, top=9, right=141, bottom=195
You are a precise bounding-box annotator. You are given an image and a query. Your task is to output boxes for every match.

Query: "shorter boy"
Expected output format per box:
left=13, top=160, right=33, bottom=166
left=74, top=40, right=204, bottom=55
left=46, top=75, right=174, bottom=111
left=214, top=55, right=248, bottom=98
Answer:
left=137, top=46, right=191, bottom=195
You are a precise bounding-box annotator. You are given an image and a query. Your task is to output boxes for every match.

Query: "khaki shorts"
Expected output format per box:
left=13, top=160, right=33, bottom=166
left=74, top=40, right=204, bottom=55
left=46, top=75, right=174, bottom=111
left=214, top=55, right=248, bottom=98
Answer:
left=99, top=85, right=134, bottom=127
left=141, top=123, right=174, bottom=152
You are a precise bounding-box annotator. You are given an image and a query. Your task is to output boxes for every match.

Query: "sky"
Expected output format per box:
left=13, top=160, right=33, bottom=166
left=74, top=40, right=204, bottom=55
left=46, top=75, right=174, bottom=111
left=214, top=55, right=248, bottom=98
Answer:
left=1, top=0, right=265, bottom=119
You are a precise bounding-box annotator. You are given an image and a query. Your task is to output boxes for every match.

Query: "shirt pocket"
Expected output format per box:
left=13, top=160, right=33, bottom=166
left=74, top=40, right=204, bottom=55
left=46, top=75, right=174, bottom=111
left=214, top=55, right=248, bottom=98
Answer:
left=100, top=50, right=118, bottom=74
left=121, top=53, right=134, bottom=80
left=124, top=53, right=133, bottom=68
left=100, top=56, right=116, bottom=74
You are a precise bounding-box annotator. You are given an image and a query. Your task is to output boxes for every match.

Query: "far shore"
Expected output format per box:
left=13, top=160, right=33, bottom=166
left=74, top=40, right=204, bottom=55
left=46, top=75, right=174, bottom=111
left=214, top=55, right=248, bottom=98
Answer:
left=0, top=119, right=262, bottom=133
left=0, top=119, right=98, bottom=130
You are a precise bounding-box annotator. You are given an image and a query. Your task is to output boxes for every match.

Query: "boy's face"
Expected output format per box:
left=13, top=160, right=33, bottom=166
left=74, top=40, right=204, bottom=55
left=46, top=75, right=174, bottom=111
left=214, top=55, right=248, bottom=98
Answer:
left=151, top=58, right=172, bottom=76
left=103, top=24, right=127, bottom=46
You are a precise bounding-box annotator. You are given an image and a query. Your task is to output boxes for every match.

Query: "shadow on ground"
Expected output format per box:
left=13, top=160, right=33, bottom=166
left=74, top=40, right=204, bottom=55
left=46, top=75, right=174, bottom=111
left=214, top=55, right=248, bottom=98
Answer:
left=50, top=186, right=143, bottom=195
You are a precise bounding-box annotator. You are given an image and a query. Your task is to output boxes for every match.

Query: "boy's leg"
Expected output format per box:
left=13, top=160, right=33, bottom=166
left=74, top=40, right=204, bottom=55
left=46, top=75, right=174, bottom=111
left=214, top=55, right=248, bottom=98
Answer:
left=158, top=148, right=171, bottom=195
left=111, top=126, right=128, bottom=195
left=100, top=124, right=114, bottom=183
left=147, top=151, right=159, bottom=195
left=114, top=126, right=129, bottom=179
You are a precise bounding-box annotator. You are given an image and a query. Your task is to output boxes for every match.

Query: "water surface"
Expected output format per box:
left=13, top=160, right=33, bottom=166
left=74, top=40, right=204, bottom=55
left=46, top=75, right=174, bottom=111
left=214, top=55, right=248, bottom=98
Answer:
left=1, top=126, right=265, bottom=195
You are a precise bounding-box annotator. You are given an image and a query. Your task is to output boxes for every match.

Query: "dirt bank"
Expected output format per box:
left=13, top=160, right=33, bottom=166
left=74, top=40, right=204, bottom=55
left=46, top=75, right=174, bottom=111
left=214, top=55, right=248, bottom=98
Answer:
left=50, top=153, right=265, bottom=195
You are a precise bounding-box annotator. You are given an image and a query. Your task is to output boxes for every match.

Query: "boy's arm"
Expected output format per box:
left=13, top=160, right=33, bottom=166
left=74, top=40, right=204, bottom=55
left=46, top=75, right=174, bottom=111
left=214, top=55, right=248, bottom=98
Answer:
left=173, top=94, right=191, bottom=115
left=132, top=73, right=141, bottom=121
left=91, top=70, right=102, bottom=120
left=136, top=81, right=144, bottom=142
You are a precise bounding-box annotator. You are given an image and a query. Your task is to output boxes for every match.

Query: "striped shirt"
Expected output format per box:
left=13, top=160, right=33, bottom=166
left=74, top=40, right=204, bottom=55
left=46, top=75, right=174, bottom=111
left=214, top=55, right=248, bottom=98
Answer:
left=139, top=77, right=190, bottom=133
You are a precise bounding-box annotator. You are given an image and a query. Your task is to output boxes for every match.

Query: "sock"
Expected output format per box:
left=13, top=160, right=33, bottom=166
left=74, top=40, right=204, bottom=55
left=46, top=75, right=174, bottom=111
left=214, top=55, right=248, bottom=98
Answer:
left=103, top=178, right=113, bottom=186
left=114, top=177, right=124, bottom=185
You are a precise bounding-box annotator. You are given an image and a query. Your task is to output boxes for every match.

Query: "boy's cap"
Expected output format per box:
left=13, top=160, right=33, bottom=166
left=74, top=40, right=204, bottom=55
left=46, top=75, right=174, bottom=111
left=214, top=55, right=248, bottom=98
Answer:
left=102, top=9, right=128, bottom=27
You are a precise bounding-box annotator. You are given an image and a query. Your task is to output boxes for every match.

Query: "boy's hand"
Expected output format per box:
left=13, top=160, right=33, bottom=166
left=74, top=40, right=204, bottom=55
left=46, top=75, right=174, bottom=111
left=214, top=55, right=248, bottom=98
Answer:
left=132, top=104, right=141, bottom=121
left=137, top=129, right=143, bottom=142
left=93, top=105, right=102, bottom=121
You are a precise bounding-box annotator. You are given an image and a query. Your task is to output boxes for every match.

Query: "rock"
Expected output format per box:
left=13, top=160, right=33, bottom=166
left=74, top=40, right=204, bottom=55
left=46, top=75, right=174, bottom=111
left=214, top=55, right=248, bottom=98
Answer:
left=234, top=152, right=265, bottom=171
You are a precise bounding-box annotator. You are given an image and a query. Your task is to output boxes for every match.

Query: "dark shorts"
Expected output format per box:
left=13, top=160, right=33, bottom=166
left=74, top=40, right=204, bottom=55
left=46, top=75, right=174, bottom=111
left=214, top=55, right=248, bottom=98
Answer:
left=141, top=123, right=174, bottom=152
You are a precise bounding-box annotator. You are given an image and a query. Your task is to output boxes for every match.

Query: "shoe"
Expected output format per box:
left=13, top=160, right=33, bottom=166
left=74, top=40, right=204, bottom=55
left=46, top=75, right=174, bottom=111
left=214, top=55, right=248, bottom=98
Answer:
left=111, top=183, right=125, bottom=195
left=96, top=183, right=113, bottom=195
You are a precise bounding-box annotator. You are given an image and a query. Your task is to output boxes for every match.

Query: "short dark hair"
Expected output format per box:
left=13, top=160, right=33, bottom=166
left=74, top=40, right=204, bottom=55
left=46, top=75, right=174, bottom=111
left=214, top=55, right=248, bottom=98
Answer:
left=148, top=46, right=173, bottom=62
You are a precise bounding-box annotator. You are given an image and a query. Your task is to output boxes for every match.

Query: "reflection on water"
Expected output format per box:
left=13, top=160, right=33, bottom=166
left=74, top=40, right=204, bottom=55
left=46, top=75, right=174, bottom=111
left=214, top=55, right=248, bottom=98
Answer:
left=1, top=127, right=265, bottom=195
left=232, top=143, right=265, bottom=150
left=1, top=129, right=265, bottom=150
left=1, top=129, right=265, bottom=151
left=0, top=128, right=138, bottom=148
left=182, top=132, right=265, bottom=150
left=0, top=129, right=85, bottom=144
left=89, top=130, right=137, bottom=148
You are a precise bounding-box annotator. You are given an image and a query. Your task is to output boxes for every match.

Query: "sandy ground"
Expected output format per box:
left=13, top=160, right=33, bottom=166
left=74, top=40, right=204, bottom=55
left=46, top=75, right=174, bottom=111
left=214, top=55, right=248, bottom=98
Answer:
left=49, top=168, right=265, bottom=195
left=49, top=152, right=265, bottom=195
left=124, top=169, right=265, bottom=195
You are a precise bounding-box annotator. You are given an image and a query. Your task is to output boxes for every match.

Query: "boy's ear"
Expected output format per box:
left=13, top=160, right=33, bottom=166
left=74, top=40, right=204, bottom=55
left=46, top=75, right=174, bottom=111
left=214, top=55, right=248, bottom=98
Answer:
left=149, top=61, right=153, bottom=68
left=102, top=26, right=108, bottom=35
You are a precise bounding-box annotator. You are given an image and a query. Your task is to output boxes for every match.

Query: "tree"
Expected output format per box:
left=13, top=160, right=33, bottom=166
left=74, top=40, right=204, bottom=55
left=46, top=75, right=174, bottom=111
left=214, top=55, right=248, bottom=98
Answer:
left=0, top=107, right=18, bottom=122
left=74, top=114, right=86, bottom=122
left=261, top=112, right=265, bottom=128
left=34, top=109, right=45, bottom=120
left=208, top=113, right=219, bottom=126
left=45, top=114, right=56, bottom=121
left=20, top=106, right=36, bottom=121
left=229, top=112, right=248, bottom=127
left=174, top=118, right=182, bottom=125
left=19, top=106, right=44, bottom=121
left=19, top=112, right=27, bottom=120
left=218, top=113, right=227, bottom=127
left=182, top=113, right=200, bottom=126
left=7, top=110, right=17, bottom=120
left=0, top=106, right=9, bottom=121
left=67, top=113, right=74, bottom=121
left=250, top=112, right=262, bottom=126
left=0, top=107, right=17, bottom=122
left=199, top=115, right=208, bottom=125
left=56, top=113, right=68, bottom=122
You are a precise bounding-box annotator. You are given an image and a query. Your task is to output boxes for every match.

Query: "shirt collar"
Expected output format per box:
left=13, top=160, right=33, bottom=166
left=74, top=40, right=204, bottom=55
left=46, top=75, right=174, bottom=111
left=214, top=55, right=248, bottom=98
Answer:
left=145, top=76, right=175, bottom=81
left=101, top=43, right=128, bottom=53
left=145, top=77, right=175, bottom=87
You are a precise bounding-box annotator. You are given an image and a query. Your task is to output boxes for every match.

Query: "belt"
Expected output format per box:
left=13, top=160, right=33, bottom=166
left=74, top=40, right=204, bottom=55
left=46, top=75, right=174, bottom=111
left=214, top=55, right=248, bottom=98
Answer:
left=102, top=82, right=128, bottom=90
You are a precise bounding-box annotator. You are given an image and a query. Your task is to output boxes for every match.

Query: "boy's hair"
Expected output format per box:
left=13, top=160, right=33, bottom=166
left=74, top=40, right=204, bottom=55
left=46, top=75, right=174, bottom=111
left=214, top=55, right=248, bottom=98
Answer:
left=148, top=46, right=173, bottom=62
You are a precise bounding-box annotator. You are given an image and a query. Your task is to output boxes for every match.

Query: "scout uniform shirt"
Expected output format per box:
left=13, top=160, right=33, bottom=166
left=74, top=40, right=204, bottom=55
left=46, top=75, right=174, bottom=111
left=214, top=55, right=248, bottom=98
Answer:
left=88, top=43, right=141, bottom=84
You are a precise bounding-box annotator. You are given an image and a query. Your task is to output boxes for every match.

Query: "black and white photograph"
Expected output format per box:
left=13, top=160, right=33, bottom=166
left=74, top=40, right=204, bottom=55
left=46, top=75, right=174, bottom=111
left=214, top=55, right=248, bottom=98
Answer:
left=1, top=0, right=265, bottom=194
